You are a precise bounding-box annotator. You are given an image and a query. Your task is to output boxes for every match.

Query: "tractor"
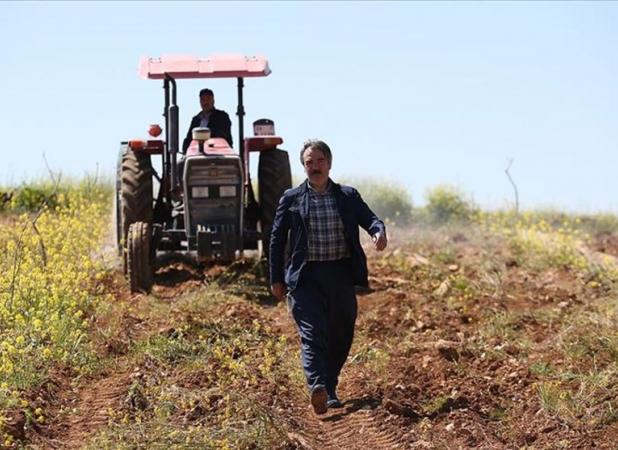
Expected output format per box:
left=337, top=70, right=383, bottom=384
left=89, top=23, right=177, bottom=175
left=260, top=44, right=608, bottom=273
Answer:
left=115, top=54, right=292, bottom=292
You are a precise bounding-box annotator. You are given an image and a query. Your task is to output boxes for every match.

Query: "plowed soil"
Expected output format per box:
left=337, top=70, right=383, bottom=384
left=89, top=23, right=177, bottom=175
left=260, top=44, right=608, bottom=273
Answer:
left=27, top=227, right=618, bottom=449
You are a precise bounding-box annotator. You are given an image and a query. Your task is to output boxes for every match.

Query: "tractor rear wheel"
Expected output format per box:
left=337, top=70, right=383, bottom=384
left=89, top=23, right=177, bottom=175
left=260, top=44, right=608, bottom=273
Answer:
left=118, top=147, right=153, bottom=272
left=127, top=221, right=154, bottom=293
left=258, top=149, right=292, bottom=258
left=114, top=145, right=126, bottom=255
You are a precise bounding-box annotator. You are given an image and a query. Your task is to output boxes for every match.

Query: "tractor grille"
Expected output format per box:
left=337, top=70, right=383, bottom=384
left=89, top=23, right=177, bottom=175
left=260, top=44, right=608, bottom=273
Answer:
left=197, top=223, right=236, bottom=234
left=183, top=155, right=242, bottom=238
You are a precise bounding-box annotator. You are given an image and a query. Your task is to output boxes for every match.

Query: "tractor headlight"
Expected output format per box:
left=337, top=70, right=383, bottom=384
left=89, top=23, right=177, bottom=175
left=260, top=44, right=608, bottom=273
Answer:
left=219, top=186, right=237, bottom=198
left=191, top=186, right=210, bottom=198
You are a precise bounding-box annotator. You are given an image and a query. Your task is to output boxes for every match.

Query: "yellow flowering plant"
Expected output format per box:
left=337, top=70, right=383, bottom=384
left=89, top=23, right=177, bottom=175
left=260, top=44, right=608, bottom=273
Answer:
left=0, top=180, right=112, bottom=411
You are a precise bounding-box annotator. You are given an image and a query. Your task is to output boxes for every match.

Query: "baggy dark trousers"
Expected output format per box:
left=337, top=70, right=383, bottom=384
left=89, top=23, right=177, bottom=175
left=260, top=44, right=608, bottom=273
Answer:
left=287, top=259, right=358, bottom=395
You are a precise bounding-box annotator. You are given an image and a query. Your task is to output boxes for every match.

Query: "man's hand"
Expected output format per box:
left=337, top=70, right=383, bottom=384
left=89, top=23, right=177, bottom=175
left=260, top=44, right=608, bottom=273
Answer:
left=271, top=282, right=287, bottom=301
left=372, top=232, right=388, bottom=251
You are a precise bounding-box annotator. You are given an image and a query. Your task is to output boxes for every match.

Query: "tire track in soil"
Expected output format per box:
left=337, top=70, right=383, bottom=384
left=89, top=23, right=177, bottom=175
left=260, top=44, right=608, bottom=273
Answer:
left=47, top=256, right=209, bottom=448
left=48, top=275, right=194, bottom=448
left=49, top=366, right=131, bottom=450
left=284, top=395, right=405, bottom=450
left=267, top=289, right=410, bottom=450
left=43, top=281, right=169, bottom=448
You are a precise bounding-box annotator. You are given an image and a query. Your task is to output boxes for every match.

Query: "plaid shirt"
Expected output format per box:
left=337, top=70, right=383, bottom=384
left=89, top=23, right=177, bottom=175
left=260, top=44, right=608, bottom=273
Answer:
left=307, top=182, right=350, bottom=261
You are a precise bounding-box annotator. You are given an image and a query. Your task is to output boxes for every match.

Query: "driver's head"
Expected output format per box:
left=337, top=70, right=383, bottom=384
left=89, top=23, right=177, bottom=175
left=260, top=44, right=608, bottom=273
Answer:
left=199, top=88, right=215, bottom=112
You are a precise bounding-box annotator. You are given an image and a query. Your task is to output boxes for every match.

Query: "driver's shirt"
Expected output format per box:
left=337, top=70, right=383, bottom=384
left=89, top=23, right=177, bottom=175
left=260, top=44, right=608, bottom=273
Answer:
left=199, top=111, right=212, bottom=128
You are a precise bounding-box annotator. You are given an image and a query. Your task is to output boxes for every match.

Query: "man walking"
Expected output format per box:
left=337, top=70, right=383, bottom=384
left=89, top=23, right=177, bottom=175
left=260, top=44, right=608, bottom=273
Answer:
left=269, top=139, right=387, bottom=415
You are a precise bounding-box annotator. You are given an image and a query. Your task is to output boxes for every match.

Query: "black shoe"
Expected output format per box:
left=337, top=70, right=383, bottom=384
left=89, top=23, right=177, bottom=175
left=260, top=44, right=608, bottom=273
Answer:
left=311, top=386, right=328, bottom=415
left=327, top=391, right=343, bottom=409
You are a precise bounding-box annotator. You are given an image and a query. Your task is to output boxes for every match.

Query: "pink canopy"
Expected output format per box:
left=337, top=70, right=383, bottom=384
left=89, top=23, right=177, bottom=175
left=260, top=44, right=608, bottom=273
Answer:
left=139, top=54, right=271, bottom=80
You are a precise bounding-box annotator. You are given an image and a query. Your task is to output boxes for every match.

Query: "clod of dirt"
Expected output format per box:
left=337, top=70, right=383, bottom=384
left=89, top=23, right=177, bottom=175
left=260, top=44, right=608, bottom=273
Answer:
left=386, top=381, right=421, bottom=399
left=206, top=393, right=223, bottom=409
left=406, top=254, right=430, bottom=267
left=3, top=409, right=26, bottom=441
left=104, top=337, right=130, bottom=355
left=185, top=404, right=207, bottom=422
left=438, top=347, right=460, bottom=362
left=449, top=233, right=468, bottom=243
left=158, top=326, right=178, bottom=338
left=435, top=339, right=460, bottom=362
left=434, top=279, right=451, bottom=297
left=505, top=258, right=519, bottom=268
left=224, top=303, right=260, bottom=323
left=459, top=314, right=473, bottom=324
left=285, top=432, right=313, bottom=450
left=383, top=398, right=420, bottom=419
left=440, top=396, right=469, bottom=414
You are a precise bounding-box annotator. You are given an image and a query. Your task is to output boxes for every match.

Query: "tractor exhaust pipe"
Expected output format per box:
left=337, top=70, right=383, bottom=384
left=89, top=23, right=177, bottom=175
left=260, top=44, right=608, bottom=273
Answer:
left=237, top=77, right=245, bottom=166
left=168, top=77, right=179, bottom=192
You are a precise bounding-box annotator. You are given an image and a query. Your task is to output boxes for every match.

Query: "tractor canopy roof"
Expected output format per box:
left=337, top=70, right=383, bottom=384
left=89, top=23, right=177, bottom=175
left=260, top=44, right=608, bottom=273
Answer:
left=139, top=54, right=271, bottom=80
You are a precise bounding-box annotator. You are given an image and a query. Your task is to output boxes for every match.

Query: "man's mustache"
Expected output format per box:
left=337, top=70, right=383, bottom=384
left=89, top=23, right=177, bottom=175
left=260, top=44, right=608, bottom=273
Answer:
left=310, top=170, right=322, bottom=175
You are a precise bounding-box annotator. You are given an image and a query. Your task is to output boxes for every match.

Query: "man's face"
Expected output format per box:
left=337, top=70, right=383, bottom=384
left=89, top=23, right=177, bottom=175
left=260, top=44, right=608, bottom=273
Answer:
left=302, top=147, right=331, bottom=187
left=200, top=94, right=215, bottom=112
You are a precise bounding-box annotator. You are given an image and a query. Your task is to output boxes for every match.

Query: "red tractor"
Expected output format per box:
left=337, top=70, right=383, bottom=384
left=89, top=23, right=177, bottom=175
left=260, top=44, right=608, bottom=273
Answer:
left=115, top=54, right=292, bottom=292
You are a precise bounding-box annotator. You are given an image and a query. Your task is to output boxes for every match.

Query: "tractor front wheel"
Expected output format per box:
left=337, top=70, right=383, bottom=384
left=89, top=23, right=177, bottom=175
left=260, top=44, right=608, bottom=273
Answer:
left=127, top=221, right=154, bottom=293
left=258, top=149, right=292, bottom=258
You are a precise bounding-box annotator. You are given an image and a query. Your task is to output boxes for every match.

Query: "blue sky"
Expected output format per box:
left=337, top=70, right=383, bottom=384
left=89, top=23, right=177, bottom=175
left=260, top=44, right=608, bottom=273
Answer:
left=1, top=1, right=616, bottom=212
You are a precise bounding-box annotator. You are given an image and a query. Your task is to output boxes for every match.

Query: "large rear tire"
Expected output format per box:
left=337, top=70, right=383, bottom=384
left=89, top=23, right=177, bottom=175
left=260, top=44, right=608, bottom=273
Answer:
left=258, top=149, right=292, bottom=258
left=118, top=147, right=153, bottom=273
left=127, top=222, right=154, bottom=293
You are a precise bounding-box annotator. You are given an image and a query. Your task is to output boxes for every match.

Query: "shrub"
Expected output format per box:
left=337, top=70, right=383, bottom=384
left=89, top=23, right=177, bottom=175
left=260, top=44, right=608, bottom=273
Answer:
left=1, top=174, right=112, bottom=214
left=579, top=213, right=618, bottom=236
left=340, top=177, right=413, bottom=226
left=9, top=184, right=63, bottom=211
left=425, top=184, right=477, bottom=223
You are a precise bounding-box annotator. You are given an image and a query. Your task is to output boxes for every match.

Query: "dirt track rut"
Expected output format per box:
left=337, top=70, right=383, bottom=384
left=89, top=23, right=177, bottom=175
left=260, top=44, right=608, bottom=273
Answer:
left=266, top=289, right=412, bottom=450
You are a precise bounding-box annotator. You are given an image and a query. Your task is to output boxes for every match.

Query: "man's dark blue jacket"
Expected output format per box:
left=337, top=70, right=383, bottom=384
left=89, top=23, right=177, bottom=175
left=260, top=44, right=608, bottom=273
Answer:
left=269, top=180, right=385, bottom=290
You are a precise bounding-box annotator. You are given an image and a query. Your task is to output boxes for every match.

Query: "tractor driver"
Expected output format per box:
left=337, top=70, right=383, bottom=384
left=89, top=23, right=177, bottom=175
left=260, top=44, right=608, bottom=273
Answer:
left=181, top=88, right=233, bottom=152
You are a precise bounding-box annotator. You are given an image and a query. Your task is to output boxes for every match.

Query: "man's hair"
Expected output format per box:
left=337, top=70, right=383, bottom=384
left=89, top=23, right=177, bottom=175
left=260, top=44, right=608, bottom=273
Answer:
left=300, top=140, right=332, bottom=165
left=199, top=88, right=214, bottom=97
